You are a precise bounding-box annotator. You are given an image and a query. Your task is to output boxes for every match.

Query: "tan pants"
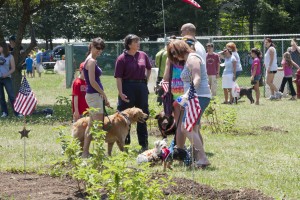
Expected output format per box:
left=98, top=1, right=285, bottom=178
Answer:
left=208, top=75, right=217, bottom=96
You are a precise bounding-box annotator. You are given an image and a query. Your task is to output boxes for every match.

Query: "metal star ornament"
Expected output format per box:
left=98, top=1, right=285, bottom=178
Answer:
left=19, top=127, right=30, bottom=139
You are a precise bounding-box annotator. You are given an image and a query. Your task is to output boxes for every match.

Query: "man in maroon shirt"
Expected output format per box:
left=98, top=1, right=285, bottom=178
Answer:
left=206, top=43, right=220, bottom=96
left=114, top=34, right=152, bottom=152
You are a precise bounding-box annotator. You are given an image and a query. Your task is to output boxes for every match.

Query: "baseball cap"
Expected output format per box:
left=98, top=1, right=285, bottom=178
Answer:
left=9, top=35, right=16, bottom=41
left=79, top=62, right=85, bottom=71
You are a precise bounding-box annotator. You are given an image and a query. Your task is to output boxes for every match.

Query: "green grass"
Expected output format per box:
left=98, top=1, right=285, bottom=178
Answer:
left=0, top=72, right=299, bottom=199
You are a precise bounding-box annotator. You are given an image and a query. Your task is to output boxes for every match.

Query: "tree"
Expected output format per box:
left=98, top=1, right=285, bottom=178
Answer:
left=0, top=0, right=57, bottom=95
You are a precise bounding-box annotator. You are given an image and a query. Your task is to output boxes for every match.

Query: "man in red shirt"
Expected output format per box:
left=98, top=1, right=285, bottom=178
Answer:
left=72, top=62, right=89, bottom=122
left=206, top=43, right=220, bottom=96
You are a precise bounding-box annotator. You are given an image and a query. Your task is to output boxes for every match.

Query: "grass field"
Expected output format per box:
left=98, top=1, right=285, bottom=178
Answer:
left=0, top=72, right=299, bottom=199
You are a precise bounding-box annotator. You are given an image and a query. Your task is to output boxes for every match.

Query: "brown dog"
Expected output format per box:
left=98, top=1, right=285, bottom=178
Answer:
left=72, top=107, right=148, bottom=156
left=155, top=111, right=176, bottom=138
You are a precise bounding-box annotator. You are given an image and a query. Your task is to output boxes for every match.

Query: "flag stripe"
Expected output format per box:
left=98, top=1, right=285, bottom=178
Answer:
left=184, top=81, right=201, bottom=132
left=13, top=77, right=37, bottom=116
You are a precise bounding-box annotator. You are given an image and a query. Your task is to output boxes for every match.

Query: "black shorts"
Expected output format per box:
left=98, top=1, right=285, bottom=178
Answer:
left=268, top=71, right=277, bottom=74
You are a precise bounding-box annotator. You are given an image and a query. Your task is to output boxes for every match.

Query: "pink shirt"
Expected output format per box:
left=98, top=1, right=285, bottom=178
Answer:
left=251, top=58, right=261, bottom=75
left=281, top=60, right=293, bottom=77
left=206, top=53, right=220, bottom=75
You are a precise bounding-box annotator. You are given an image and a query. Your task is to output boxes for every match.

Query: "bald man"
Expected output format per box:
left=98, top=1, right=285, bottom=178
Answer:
left=181, top=23, right=206, bottom=63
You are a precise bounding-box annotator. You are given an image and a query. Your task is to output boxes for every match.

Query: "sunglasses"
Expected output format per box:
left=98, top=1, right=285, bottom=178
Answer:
left=95, top=46, right=103, bottom=51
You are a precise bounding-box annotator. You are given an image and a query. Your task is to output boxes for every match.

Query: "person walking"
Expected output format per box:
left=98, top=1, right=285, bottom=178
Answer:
left=250, top=48, right=262, bottom=105
left=168, top=39, right=211, bottom=168
left=114, top=34, right=152, bottom=152
left=180, top=23, right=206, bottom=62
left=278, top=52, right=300, bottom=100
left=264, top=38, right=282, bottom=100
left=206, top=43, right=220, bottom=96
left=82, top=37, right=109, bottom=158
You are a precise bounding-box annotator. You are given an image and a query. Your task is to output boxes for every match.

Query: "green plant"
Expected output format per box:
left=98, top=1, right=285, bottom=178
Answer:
left=55, top=120, right=169, bottom=200
left=203, top=97, right=237, bottom=133
left=54, top=96, right=72, bottom=122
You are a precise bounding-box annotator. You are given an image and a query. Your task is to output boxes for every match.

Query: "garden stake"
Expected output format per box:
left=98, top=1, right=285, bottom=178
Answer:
left=19, top=115, right=30, bottom=179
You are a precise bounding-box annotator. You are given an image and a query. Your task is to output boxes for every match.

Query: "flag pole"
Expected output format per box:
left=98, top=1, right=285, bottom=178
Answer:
left=161, top=0, right=167, bottom=46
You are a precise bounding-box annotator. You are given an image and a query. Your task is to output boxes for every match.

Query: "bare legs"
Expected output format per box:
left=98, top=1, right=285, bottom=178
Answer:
left=82, top=113, right=104, bottom=158
left=254, top=82, right=260, bottom=105
left=223, top=88, right=233, bottom=103
left=266, top=73, right=278, bottom=95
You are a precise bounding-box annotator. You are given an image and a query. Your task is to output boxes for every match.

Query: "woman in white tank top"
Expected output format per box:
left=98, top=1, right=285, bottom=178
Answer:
left=264, top=38, right=282, bottom=99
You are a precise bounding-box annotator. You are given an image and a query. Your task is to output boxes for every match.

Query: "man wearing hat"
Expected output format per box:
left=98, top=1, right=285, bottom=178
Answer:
left=72, top=62, right=88, bottom=122
left=206, top=43, right=220, bottom=96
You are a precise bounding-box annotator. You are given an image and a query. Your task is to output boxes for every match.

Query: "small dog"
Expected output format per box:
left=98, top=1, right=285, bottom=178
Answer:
left=233, top=86, right=255, bottom=104
left=154, top=83, right=165, bottom=105
left=72, top=107, right=148, bottom=156
left=155, top=111, right=176, bottom=138
left=137, top=138, right=172, bottom=171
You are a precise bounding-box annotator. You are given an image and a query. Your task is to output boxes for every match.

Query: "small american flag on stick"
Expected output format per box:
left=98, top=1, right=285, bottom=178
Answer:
left=184, top=81, right=201, bottom=132
left=160, top=80, right=169, bottom=93
left=14, top=76, right=37, bottom=116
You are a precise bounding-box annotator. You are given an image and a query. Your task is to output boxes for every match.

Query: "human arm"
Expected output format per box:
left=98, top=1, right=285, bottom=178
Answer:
left=87, top=59, right=109, bottom=106
left=2, top=55, right=16, bottom=78
left=116, top=78, right=129, bottom=102
left=251, top=64, right=257, bottom=80
left=217, top=60, right=220, bottom=78
left=292, top=60, right=300, bottom=69
left=162, top=58, right=171, bottom=81
left=73, top=96, right=80, bottom=121
left=232, top=60, right=237, bottom=81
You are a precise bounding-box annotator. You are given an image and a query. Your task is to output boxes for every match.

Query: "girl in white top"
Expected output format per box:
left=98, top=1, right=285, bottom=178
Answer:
left=264, top=38, right=282, bottom=100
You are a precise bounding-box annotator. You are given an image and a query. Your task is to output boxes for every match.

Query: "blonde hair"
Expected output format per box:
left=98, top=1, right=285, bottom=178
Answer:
left=226, top=42, right=237, bottom=52
left=167, top=39, right=192, bottom=64
left=283, top=52, right=293, bottom=66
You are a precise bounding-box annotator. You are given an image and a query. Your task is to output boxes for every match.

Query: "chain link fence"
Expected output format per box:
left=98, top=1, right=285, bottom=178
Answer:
left=65, top=34, right=300, bottom=98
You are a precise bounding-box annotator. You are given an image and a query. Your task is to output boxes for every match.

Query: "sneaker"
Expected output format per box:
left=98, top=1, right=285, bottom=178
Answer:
left=275, top=92, right=283, bottom=99
left=268, top=95, right=276, bottom=100
left=17, top=113, right=24, bottom=118
left=289, top=96, right=297, bottom=101
left=1, top=112, right=8, bottom=118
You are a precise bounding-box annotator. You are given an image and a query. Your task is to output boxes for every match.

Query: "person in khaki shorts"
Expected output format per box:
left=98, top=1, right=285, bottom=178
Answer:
left=82, top=37, right=110, bottom=158
left=206, top=43, right=220, bottom=96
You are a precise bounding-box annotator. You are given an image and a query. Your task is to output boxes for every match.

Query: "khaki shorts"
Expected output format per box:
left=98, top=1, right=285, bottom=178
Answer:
left=85, top=93, right=104, bottom=114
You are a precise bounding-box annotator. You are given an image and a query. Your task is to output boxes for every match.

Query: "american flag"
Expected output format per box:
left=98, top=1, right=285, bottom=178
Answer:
left=14, top=77, right=37, bottom=116
left=182, top=0, right=201, bottom=9
left=160, top=80, right=169, bottom=93
left=184, top=81, right=201, bottom=132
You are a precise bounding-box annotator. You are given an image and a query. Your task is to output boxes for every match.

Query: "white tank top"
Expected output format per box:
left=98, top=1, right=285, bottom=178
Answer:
left=264, top=46, right=278, bottom=71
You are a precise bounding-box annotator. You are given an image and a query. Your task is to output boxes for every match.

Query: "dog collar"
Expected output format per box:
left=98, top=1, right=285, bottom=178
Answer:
left=119, top=111, right=131, bottom=125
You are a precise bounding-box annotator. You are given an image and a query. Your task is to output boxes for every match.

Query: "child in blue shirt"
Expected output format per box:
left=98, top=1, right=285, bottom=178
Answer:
left=25, top=54, right=33, bottom=77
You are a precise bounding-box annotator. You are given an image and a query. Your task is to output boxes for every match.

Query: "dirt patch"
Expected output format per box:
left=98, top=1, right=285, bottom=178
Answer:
left=0, top=172, right=273, bottom=200
left=164, top=177, right=274, bottom=200
left=261, top=126, right=288, bottom=133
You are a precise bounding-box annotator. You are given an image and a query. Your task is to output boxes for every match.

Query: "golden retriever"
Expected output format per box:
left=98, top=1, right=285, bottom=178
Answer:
left=72, top=107, right=148, bottom=156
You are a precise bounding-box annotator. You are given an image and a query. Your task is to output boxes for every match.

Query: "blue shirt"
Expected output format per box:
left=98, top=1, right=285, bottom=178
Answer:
left=25, top=57, right=33, bottom=70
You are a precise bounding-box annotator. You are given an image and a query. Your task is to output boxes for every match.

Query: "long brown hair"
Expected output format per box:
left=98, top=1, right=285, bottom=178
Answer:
left=0, top=41, right=10, bottom=57
left=283, top=52, right=293, bottom=66
left=251, top=48, right=262, bottom=58
left=265, top=37, right=275, bottom=47
left=167, top=39, right=192, bottom=64
left=86, top=37, right=105, bottom=56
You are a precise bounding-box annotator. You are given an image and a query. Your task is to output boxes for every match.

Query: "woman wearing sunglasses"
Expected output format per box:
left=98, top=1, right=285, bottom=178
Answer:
left=220, top=48, right=237, bottom=104
left=82, top=37, right=110, bottom=158
left=167, top=39, right=211, bottom=168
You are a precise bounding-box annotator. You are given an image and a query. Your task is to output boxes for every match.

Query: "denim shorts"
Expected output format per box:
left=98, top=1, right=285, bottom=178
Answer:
left=254, top=74, right=261, bottom=81
left=182, top=97, right=211, bottom=125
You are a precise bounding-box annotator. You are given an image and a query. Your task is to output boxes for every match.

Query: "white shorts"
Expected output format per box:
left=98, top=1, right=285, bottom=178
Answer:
left=222, top=74, right=234, bottom=89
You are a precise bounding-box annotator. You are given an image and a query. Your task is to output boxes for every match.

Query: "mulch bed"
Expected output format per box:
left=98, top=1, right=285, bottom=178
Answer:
left=0, top=172, right=273, bottom=200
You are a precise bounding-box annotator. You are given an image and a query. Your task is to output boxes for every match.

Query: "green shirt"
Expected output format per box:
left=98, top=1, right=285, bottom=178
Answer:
left=155, top=48, right=167, bottom=78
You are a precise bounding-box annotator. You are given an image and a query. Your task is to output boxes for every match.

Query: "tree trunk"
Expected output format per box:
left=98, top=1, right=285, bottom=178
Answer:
left=249, top=15, right=254, bottom=48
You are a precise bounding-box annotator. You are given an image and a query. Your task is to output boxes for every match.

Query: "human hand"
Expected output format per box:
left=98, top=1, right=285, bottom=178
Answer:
left=232, top=76, right=236, bottom=81
left=251, top=76, right=254, bottom=81
left=73, top=111, right=80, bottom=122
left=267, top=68, right=270, bottom=73
left=216, top=74, right=220, bottom=78
left=119, top=93, right=130, bottom=103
